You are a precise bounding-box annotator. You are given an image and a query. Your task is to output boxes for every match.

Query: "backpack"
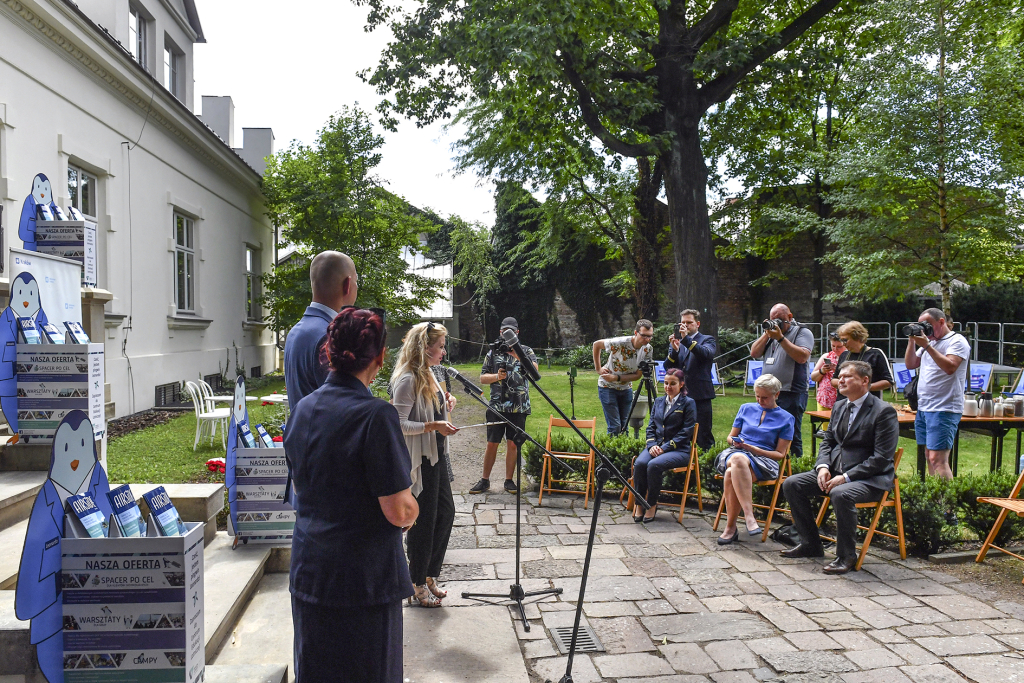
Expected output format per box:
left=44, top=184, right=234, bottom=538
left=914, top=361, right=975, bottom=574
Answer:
left=905, top=374, right=919, bottom=411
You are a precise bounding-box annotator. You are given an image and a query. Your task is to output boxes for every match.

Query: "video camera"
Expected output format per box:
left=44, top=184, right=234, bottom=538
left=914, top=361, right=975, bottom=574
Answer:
left=637, top=359, right=656, bottom=378
left=762, top=318, right=788, bottom=333
left=489, top=337, right=512, bottom=355
left=902, top=321, right=934, bottom=337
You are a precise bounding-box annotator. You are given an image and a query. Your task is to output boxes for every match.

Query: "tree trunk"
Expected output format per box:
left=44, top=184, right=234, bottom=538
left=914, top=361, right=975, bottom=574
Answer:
left=664, top=123, right=718, bottom=336
left=632, top=158, right=665, bottom=321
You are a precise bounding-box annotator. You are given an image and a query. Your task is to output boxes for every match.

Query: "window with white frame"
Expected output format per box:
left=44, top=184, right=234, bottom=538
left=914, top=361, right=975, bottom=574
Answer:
left=67, top=166, right=96, bottom=218
left=163, top=44, right=181, bottom=99
left=245, top=247, right=261, bottom=320
left=129, top=7, right=147, bottom=68
left=174, top=214, right=195, bottom=312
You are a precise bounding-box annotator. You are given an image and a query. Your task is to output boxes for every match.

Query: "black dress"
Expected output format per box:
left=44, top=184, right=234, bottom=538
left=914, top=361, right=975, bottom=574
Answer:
left=284, top=372, right=413, bottom=682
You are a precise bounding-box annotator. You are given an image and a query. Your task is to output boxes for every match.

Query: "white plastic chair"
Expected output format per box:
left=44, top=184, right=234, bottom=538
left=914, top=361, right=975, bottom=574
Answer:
left=185, top=381, right=229, bottom=450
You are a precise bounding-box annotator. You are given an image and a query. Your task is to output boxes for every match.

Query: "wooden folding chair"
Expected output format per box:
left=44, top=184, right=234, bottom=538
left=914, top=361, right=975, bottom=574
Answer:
left=619, top=426, right=702, bottom=522
left=538, top=416, right=598, bottom=508
left=815, top=448, right=906, bottom=570
left=713, top=449, right=792, bottom=542
left=975, top=466, right=1024, bottom=584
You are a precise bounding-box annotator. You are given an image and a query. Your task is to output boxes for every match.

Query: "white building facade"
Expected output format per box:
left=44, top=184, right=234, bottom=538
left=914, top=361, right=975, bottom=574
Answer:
left=0, top=0, right=276, bottom=418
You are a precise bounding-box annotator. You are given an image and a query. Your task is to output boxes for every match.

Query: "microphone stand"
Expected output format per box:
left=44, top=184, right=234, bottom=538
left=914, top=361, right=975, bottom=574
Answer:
left=446, top=366, right=568, bottom=627
left=523, top=379, right=648, bottom=683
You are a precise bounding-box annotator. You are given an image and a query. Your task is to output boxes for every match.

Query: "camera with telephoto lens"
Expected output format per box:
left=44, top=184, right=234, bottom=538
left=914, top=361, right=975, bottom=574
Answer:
left=762, top=318, right=787, bottom=333
left=902, top=321, right=934, bottom=338
left=637, top=360, right=656, bottom=378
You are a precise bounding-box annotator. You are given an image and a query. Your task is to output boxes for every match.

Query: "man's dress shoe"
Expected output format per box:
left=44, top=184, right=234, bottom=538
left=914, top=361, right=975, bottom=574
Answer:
left=780, top=544, right=825, bottom=559
left=822, top=556, right=857, bottom=574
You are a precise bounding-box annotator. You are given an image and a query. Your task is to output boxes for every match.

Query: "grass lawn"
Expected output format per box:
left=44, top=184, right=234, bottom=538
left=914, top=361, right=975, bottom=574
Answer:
left=106, top=377, right=288, bottom=484
left=451, top=362, right=1015, bottom=480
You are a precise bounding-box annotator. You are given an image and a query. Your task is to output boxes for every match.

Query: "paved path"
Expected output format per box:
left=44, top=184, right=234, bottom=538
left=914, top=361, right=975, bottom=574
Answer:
left=439, top=489, right=1024, bottom=683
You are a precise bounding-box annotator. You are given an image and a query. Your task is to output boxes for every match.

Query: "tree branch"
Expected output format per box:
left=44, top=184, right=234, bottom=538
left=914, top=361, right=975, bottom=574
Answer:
left=688, top=0, right=740, bottom=50
left=561, top=52, right=661, bottom=158
left=701, top=0, right=847, bottom=106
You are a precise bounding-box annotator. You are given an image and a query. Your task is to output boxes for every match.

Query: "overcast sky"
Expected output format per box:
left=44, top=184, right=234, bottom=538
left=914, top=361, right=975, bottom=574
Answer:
left=192, top=0, right=496, bottom=226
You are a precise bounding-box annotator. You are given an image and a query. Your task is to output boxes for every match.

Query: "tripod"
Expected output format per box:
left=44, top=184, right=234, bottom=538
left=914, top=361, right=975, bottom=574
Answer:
left=451, top=372, right=567, bottom=628
left=621, top=364, right=658, bottom=437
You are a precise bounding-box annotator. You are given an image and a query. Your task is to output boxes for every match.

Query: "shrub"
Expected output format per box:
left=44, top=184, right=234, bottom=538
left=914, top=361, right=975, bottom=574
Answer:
left=522, top=431, right=648, bottom=489
left=881, top=476, right=960, bottom=557
left=555, top=345, right=593, bottom=369
left=951, top=471, right=1024, bottom=546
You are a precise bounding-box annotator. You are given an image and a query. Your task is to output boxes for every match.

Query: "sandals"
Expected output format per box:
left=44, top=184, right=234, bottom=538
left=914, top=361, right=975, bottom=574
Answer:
left=425, top=577, right=447, bottom=599
left=409, top=584, right=443, bottom=608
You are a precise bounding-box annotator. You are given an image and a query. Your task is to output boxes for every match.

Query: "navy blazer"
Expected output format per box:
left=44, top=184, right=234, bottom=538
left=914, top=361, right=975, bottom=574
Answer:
left=646, top=395, right=697, bottom=454
left=664, top=332, right=717, bottom=401
left=284, top=305, right=335, bottom=413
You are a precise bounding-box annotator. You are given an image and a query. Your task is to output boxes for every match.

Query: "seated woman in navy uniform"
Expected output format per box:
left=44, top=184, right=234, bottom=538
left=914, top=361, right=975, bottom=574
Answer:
left=284, top=308, right=419, bottom=683
left=632, top=368, right=697, bottom=523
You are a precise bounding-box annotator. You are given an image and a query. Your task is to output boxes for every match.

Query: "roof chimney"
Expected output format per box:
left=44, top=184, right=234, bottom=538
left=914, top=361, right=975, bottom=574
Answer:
left=239, top=128, right=275, bottom=176
left=200, top=96, right=234, bottom=147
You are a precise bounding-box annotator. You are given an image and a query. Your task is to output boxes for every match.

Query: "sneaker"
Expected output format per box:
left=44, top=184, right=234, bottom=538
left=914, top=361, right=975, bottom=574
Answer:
left=504, top=479, right=518, bottom=494
left=469, top=478, right=490, bottom=494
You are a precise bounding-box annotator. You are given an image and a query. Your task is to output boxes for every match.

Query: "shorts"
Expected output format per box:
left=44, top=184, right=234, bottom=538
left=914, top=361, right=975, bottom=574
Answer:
left=915, top=410, right=961, bottom=451
left=486, top=409, right=528, bottom=446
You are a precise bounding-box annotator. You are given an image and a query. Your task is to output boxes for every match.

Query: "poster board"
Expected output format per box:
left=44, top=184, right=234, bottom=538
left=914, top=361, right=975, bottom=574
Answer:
left=16, top=343, right=105, bottom=442
left=9, top=247, right=83, bottom=328
left=34, top=220, right=98, bottom=287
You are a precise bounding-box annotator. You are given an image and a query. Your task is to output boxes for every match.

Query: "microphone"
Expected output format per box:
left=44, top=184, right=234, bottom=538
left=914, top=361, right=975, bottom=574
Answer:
left=501, top=328, right=541, bottom=381
left=444, top=366, right=483, bottom=396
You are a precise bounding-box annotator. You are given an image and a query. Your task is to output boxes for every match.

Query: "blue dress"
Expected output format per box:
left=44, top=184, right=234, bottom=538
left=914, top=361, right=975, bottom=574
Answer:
left=715, top=403, right=795, bottom=480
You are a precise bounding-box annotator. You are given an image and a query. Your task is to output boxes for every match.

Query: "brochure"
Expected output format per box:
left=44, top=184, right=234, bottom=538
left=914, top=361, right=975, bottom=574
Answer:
left=141, top=486, right=186, bottom=537
left=106, top=484, right=146, bottom=538
left=238, top=422, right=257, bottom=449
left=17, top=317, right=42, bottom=344
left=63, top=320, right=91, bottom=344
left=254, top=424, right=275, bottom=448
left=39, top=322, right=65, bottom=344
left=67, top=492, right=107, bottom=538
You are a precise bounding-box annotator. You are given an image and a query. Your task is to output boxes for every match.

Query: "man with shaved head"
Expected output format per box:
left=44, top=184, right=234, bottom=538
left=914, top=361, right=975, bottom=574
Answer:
left=751, top=303, right=814, bottom=457
left=285, top=251, right=358, bottom=414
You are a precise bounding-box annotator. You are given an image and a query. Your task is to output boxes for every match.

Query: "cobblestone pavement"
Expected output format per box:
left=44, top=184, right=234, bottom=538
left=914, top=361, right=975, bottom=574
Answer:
left=438, top=490, right=1024, bottom=683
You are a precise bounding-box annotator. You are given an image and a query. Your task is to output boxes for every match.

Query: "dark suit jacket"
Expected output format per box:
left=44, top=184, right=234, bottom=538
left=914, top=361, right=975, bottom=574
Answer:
left=664, top=332, right=717, bottom=400
left=646, top=395, right=697, bottom=454
left=284, top=305, right=335, bottom=413
left=817, top=392, right=899, bottom=491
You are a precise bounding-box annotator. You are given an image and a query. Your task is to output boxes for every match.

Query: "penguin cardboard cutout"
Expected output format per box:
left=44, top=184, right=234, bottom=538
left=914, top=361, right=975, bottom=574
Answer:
left=19, top=174, right=60, bottom=252
left=0, top=272, right=50, bottom=439
left=225, top=376, right=248, bottom=538
left=15, top=410, right=110, bottom=682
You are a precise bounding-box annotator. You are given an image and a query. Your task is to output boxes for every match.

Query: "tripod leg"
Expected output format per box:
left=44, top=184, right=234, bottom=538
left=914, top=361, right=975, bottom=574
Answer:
left=559, top=466, right=610, bottom=683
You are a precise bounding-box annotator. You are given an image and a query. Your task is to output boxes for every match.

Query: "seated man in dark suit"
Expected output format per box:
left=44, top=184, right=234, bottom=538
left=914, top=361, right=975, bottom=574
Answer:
left=781, top=360, right=898, bottom=574
left=664, top=309, right=717, bottom=450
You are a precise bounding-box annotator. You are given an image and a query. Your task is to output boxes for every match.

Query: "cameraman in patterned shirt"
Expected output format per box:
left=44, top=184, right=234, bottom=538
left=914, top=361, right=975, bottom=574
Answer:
left=592, top=320, right=655, bottom=435
left=469, top=317, right=539, bottom=494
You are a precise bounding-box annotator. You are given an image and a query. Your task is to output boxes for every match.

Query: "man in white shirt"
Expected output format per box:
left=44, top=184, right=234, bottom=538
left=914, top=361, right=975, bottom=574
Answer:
left=903, top=308, right=970, bottom=479
left=592, top=320, right=655, bottom=435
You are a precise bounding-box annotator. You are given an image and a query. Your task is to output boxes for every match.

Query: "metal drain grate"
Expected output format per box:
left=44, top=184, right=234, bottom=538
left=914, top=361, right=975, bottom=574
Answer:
left=550, top=625, right=605, bottom=654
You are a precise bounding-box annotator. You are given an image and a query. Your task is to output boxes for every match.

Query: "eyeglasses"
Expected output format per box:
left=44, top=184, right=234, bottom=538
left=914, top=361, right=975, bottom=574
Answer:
left=839, top=338, right=849, bottom=343
left=638, top=332, right=654, bottom=339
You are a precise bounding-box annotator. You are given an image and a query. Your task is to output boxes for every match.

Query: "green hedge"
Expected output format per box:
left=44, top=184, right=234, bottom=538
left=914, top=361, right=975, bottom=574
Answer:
left=525, top=433, right=1024, bottom=557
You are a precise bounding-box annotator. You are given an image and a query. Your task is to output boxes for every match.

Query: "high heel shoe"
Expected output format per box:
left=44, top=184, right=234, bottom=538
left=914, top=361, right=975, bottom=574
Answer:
left=408, top=584, right=443, bottom=607
left=717, top=530, right=741, bottom=545
left=425, top=577, right=447, bottom=599
left=642, top=506, right=658, bottom=525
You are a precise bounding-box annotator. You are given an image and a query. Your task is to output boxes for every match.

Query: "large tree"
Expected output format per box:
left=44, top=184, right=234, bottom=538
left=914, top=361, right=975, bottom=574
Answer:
left=261, top=107, right=444, bottom=331
left=360, top=0, right=857, bottom=332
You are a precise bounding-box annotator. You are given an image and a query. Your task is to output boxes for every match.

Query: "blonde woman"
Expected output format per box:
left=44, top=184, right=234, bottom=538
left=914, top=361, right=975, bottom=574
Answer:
left=390, top=322, right=458, bottom=607
left=831, top=321, right=893, bottom=398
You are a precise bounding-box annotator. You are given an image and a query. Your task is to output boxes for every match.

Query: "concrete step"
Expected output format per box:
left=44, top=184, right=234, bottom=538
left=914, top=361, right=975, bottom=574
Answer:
left=0, top=471, right=47, bottom=532
left=206, top=664, right=288, bottom=683
left=0, top=443, right=54, bottom=471
left=0, top=531, right=271, bottom=678
left=0, top=519, right=29, bottom=589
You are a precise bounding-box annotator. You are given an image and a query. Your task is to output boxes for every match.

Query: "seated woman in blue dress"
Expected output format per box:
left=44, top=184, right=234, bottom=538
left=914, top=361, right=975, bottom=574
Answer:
left=632, top=368, right=697, bottom=524
left=714, top=373, right=795, bottom=545
left=284, top=308, right=419, bottom=682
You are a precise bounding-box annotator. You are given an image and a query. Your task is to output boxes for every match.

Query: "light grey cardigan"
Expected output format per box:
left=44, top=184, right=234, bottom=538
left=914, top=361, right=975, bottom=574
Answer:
left=391, top=371, right=451, bottom=496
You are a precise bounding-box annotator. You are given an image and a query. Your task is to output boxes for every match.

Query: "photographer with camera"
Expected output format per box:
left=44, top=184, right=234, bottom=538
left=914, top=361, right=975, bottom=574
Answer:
left=469, top=318, right=539, bottom=495
left=750, top=303, right=814, bottom=457
left=903, top=309, right=970, bottom=479
left=665, top=309, right=717, bottom=450
left=592, top=320, right=656, bottom=435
